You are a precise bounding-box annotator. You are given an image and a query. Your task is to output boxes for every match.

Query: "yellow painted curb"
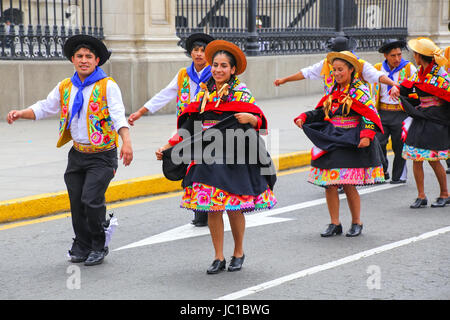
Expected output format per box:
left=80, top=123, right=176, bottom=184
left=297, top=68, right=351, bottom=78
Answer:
left=0, top=141, right=392, bottom=224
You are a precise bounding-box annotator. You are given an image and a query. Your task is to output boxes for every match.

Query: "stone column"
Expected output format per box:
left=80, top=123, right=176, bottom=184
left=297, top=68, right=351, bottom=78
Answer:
left=101, top=0, right=187, bottom=114
left=408, top=0, right=450, bottom=48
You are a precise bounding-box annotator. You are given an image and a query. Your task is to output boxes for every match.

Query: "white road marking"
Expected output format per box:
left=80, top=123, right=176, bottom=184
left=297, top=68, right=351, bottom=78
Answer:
left=114, top=183, right=403, bottom=251
left=216, top=225, right=450, bottom=300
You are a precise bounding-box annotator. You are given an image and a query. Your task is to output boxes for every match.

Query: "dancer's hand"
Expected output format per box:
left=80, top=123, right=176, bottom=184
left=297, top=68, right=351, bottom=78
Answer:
left=358, top=137, right=371, bottom=148
left=295, top=119, right=304, bottom=129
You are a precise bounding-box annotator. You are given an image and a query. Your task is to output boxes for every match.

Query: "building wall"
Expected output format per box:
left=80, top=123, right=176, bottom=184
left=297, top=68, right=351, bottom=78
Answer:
left=0, top=0, right=445, bottom=120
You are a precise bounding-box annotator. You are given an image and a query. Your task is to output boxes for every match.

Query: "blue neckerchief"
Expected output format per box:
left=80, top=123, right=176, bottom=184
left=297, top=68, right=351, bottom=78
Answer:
left=186, top=62, right=212, bottom=96
left=68, top=66, right=107, bottom=128
left=382, top=58, right=409, bottom=91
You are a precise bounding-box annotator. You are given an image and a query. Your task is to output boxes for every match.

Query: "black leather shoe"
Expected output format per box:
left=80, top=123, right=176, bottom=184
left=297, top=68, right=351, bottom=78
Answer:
left=384, top=172, right=390, bottom=180
left=320, top=224, right=343, bottom=237
left=207, top=259, right=226, bottom=274
left=84, top=248, right=109, bottom=266
left=410, top=198, right=427, bottom=209
left=446, top=168, right=450, bottom=174
left=194, top=212, right=208, bottom=227
left=431, top=197, right=449, bottom=208
left=228, top=255, right=245, bottom=272
left=390, top=179, right=406, bottom=184
left=346, top=224, right=363, bottom=237
left=68, top=238, right=90, bottom=263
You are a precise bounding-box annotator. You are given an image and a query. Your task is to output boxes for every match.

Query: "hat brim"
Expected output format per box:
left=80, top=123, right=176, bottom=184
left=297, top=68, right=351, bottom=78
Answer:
left=205, top=40, right=247, bottom=75
left=326, top=51, right=362, bottom=75
left=63, top=35, right=111, bottom=66
left=378, top=40, right=406, bottom=53
left=407, top=38, right=434, bottom=57
left=185, top=33, right=215, bottom=54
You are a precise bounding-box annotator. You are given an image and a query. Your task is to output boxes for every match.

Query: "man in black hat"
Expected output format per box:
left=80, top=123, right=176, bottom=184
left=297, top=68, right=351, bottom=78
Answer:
left=127, top=33, right=214, bottom=227
left=273, top=36, right=399, bottom=96
left=372, top=39, right=416, bottom=184
left=7, top=34, right=133, bottom=266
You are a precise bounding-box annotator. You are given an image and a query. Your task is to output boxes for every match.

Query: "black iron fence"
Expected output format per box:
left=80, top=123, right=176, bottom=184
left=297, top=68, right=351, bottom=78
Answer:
left=0, top=0, right=103, bottom=60
left=176, top=0, right=409, bottom=56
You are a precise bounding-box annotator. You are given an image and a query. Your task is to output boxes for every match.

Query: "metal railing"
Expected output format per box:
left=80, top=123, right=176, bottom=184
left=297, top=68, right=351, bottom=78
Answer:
left=0, top=0, right=103, bottom=60
left=176, top=0, right=409, bottom=56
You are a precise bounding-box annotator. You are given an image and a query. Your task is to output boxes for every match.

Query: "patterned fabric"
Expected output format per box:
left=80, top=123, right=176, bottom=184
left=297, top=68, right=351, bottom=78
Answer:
left=57, top=77, right=118, bottom=151
left=308, top=166, right=385, bottom=187
left=419, top=96, right=445, bottom=108
left=402, top=144, right=449, bottom=161
left=195, top=77, right=256, bottom=105
left=409, top=63, right=450, bottom=92
left=320, top=78, right=382, bottom=132
left=181, top=182, right=277, bottom=213
left=176, top=68, right=191, bottom=117
left=330, top=115, right=360, bottom=128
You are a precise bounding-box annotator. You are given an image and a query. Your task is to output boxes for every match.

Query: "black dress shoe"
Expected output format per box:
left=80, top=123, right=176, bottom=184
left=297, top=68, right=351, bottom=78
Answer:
left=431, top=197, right=449, bottom=208
left=193, top=212, right=208, bottom=227
left=207, top=259, right=226, bottom=274
left=410, top=198, right=427, bottom=209
left=320, top=223, right=343, bottom=237
left=384, top=172, right=390, bottom=180
left=228, top=255, right=245, bottom=272
left=346, top=224, right=363, bottom=237
left=84, top=248, right=108, bottom=266
left=68, top=238, right=90, bottom=263
left=390, top=179, right=406, bottom=184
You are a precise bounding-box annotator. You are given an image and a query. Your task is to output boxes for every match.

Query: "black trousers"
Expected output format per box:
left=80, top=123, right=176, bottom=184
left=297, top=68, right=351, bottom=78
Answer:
left=64, top=147, right=118, bottom=252
left=376, top=110, right=408, bottom=181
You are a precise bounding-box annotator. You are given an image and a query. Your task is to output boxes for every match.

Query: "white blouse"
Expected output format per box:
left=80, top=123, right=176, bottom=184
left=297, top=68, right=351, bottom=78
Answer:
left=143, top=66, right=207, bottom=114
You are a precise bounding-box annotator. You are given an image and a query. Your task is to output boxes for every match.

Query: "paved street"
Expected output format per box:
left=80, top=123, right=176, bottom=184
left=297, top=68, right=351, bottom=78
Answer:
left=1, top=158, right=449, bottom=303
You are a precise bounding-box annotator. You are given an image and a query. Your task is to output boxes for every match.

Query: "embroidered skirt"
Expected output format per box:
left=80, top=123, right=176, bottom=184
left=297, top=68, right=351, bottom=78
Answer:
left=308, top=166, right=385, bottom=187
left=181, top=182, right=277, bottom=213
left=402, top=144, right=449, bottom=161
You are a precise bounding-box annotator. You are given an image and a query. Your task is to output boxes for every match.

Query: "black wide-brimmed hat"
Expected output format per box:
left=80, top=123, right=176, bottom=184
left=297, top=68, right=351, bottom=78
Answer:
left=326, top=36, right=357, bottom=52
left=63, top=34, right=111, bottom=66
left=185, top=33, right=215, bottom=54
left=378, top=39, right=407, bottom=53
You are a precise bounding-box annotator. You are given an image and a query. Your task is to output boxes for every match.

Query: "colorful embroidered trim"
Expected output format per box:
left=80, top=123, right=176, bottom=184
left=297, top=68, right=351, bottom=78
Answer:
left=330, top=115, right=360, bottom=128
left=402, top=144, right=449, bottom=161
left=308, top=166, right=385, bottom=187
left=379, top=103, right=404, bottom=111
left=419, top=96, right=445, bottom=108
left=73, top=141, right=116, bottom=154
left=181, top=182, right=277, bottom=213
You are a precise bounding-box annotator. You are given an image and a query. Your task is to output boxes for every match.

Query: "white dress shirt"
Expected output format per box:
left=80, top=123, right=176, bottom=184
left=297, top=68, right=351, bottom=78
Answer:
left=301, top=58, right=384, bottom=85
left=143, top=66, right=207, bottom=114
left=30, top=79, right=129, bottom=144
left=378, top=63, right=417, bottom=104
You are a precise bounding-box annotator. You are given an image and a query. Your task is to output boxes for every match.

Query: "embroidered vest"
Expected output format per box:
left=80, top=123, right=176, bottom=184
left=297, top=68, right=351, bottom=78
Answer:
left=57, top=77, right=118, bottom=151
left=176, top=68, right=191, bottom=117
left=372, top=62, right=412, bottom=109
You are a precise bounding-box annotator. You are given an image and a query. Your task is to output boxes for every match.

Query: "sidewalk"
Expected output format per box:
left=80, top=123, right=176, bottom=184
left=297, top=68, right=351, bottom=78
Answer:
left=0, top=93, right=323, bottom=223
